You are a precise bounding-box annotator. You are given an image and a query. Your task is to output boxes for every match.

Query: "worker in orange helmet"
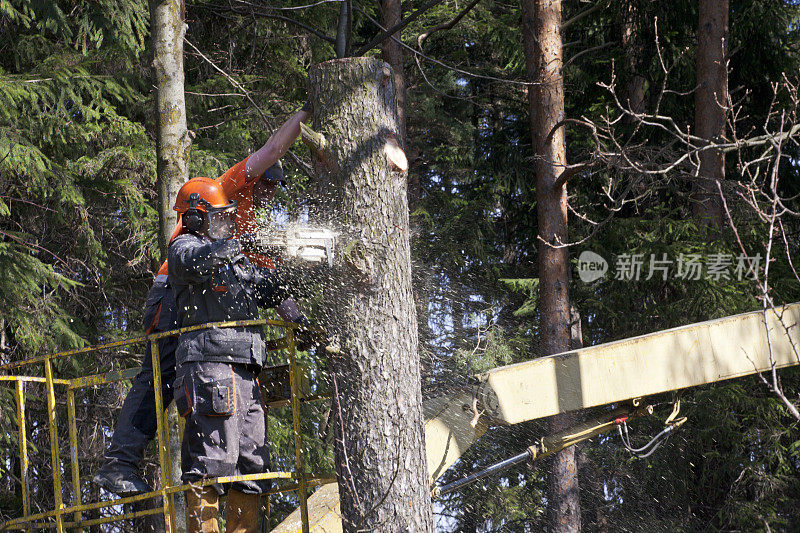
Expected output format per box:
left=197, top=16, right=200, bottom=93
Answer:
left=94, top=104, right=311, bottom=499
left=168, top=172, right=313, bottom=532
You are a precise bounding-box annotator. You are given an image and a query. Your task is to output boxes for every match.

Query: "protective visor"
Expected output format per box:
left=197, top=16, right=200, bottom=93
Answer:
left=206, top=202, right=237, bottom=241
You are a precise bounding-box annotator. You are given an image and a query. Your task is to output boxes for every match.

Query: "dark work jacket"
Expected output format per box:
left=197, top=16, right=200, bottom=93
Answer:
left=168, top=233, right=284, bottom=367
left=142, top=274, right=178, bottom=335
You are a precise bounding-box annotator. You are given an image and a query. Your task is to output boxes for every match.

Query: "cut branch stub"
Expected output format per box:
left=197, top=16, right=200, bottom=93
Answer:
left=383, top=131, right=408, bottom=172
left=342, top=239, right=376, bottom=287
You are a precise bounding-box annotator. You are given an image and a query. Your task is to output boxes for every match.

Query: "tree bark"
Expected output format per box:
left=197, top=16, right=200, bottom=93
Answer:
left=151, top=0, right=192, bottom=258
left=693, top=0, right=728, bottom=227
left=380, top=0, right=406, bottom=147
left=150, top=1, right=189, bottom=531
left=335, top=0, right=352, bottom=58
left=308, top=57, right=434, bottom=532
left=620, top=0, right=645, bottom=118
left=522, top=0, right=581, bottom=531
left=380, top=0, right=415, bottom=206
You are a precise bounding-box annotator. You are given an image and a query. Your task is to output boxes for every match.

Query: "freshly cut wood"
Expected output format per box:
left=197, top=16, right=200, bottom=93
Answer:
left=384, top=132, right=408, bottom=171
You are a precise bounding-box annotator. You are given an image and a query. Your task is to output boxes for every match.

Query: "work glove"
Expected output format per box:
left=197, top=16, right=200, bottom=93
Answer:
left=210, top=237, right=241, bottom=261
left=239, top=233, right=260, bottom=253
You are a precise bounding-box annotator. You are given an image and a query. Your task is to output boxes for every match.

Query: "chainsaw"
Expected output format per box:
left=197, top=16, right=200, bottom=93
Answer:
left=242, top=221, right=338, bottom=267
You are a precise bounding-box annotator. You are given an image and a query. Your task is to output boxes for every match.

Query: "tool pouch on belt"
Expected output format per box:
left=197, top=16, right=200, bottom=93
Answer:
left=174, top=369, right=236, bottom=417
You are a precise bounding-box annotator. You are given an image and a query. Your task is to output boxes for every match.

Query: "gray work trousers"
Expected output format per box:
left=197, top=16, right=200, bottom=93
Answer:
left=174, top=361, right=270, bottom=495
left=104, top=335, right=177, bottom=468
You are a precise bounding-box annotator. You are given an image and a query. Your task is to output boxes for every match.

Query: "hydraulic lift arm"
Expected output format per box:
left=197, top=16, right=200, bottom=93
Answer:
left=274, top=303, right=800, bottom=533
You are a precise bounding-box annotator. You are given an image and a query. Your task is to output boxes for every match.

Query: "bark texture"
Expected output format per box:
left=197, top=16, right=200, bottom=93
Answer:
left=522, top=0, right=581, bottom=530
left=308, top=57, right=433, bottom=532
left=150, top=1, right=189, bottom=530
left=381, top=0, right=415, bottom=207
left=693, top=0, right=728, bottom=227
left=620, top=0, right=645, bottom=117
left=151, top=0, right=192, bottom=257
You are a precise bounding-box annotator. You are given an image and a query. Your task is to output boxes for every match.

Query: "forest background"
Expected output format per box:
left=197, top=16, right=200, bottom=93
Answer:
left=1, top=0, right=800, bottom=531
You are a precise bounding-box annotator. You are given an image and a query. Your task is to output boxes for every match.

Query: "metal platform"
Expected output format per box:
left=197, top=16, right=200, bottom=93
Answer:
left=0, top=319, right=329, bottom=533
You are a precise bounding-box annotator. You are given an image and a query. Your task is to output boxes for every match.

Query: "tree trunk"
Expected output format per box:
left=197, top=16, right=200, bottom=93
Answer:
left=620, top=0, right=645, bottom=117
left=693, top=0, right=728, bottom=227
left=380, top=0, right=416, bottom=206
left=522, top=0, right=581, bottom=531
left=308, top=57, right=434, bottom=532
left=380, top=0, right=406, bottom=146
left=150, top=1, right=189, bottom=531
left=151, top=0, right=192, bottom=257
left=335, top=0, right=352, bottom=58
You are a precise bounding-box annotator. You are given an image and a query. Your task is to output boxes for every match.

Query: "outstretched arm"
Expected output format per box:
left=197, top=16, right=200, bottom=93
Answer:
left=245, top=108, right=310, bottom=182
left=168, top=237, right=242, bottom=284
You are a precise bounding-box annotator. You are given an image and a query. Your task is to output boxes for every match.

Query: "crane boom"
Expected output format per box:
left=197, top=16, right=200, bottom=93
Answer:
left=274, top=303, right=800, bottom=533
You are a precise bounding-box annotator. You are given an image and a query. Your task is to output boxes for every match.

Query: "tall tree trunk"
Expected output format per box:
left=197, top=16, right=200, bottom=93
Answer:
left=150, top=1, right=190, bottom=531
left=522, top=0, right=581, bottom=531
left=152, top=0, right=191, bottom=257
left=308, top=57, right=434, bottom=532
left=693, top=0, right=728, bottom=227
left=620, top=0, right=645, bottom=117
left=380, top=0, right=415, bottom=206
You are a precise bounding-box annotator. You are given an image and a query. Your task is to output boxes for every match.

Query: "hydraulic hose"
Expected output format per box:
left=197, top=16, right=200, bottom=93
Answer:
left=435, top=449, right=532, bottom=497
left=433, top=404, right=653, bottom=498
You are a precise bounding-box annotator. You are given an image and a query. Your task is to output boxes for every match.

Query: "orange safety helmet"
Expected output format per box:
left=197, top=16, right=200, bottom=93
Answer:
left=173, top=177, right=237, bottom=240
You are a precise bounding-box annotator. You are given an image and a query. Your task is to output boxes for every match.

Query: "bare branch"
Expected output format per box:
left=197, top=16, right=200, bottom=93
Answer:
left=194, top=1, right=335, bottom=43
left=356, top=7, right=536, bottom=86
left=720, top=123, right=800, bottom=153
left=564, top=41, right=615, bottom=68
left=417, top=0, right=483, bottom=49
left=184, top=38, right=315, bottom=178
left=562, top=0, right=608, bottom=31
left=355, top=0, right=445, bottom=56
left=554, top=162, right=594, bottom=189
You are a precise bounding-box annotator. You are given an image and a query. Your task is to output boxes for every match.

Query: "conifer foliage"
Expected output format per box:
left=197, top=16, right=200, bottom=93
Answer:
left=0, top=0, right=153, bottom=356
left=1, top=0, right=800, bottom=531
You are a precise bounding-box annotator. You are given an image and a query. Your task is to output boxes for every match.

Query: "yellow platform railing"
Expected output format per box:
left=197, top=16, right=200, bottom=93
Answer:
left=0, top=319, right=333, bottom=533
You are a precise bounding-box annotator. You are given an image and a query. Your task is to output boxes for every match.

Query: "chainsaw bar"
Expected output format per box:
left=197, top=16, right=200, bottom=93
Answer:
left=243, top=223, right=337, bottom=267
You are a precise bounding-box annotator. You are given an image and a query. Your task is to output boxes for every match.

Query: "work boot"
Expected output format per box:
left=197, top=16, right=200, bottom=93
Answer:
left=93, top=460, right=152, bottom=496
left=186, top=485, right=220, bottom=533
left=226, top=490, right=260, bottom=533
left=93, top=419, right=153, bottom=495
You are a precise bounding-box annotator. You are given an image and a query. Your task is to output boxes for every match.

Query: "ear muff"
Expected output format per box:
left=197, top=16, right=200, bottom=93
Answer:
left=184, top=193, right=205, bottom=233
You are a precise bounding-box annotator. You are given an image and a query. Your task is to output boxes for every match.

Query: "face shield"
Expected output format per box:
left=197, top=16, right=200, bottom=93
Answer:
left=206, top=203, right=237, bottom=241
